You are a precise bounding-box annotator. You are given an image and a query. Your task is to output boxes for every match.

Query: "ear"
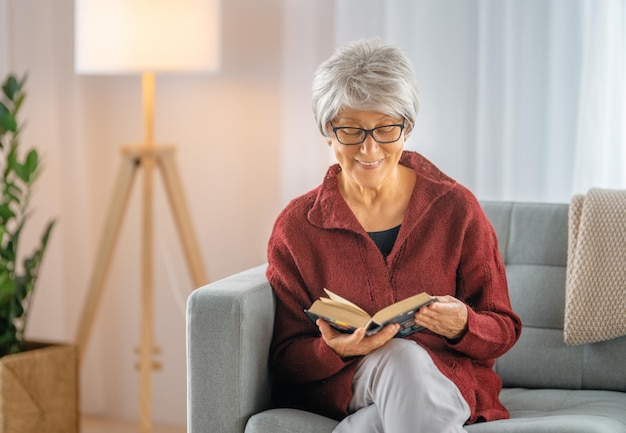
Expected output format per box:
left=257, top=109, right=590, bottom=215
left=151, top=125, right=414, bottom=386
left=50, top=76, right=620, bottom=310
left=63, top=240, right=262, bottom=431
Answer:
left=327, top=138, right=333, bottom=146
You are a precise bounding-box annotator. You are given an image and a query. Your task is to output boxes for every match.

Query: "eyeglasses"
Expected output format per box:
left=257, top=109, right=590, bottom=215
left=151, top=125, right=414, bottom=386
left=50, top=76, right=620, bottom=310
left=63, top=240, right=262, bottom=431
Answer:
left=330, top=119, right=406, bottom=145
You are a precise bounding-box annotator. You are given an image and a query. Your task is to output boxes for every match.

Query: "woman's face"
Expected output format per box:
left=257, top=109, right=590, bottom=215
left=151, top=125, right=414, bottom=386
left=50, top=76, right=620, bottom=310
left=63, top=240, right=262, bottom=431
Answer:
left=328, top=108, right=406, bottom=192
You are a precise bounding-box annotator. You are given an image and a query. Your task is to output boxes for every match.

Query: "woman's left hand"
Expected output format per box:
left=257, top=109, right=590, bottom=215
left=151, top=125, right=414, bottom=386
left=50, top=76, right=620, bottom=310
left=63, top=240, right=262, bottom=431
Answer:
left=414, top=296, right=468, bottom=340
left=316, top=319, right=399, bottom=358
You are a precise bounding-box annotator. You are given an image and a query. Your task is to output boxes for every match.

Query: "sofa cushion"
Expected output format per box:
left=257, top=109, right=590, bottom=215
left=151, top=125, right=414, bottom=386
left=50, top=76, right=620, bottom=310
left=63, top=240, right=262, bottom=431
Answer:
left=465, top=388, right=626, bottom=433
left=245, top=389, right=626, bottom=433
left=245, top=408, right=337, bottom=433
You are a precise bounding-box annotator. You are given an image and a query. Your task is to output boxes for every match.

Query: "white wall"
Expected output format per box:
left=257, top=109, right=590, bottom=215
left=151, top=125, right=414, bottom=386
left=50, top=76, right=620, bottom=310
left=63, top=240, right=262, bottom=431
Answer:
left=3, top=0, right=285, bottom=426
left=280, top=0, right=337, bottom=203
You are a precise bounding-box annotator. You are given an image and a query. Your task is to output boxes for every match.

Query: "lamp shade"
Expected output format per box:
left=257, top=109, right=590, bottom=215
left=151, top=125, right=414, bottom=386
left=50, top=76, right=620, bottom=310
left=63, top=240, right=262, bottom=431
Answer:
left=75, top=0, right=220, bottom=74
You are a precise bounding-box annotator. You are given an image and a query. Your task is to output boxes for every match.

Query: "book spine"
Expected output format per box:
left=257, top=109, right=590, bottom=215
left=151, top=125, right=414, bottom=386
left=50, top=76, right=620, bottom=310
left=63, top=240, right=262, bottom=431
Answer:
left=305, top=310, right=357, bottom=334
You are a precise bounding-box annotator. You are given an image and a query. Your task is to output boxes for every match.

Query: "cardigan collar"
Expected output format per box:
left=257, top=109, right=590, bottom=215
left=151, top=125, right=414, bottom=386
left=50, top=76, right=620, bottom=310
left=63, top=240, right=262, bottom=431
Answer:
left=307, top=151, right=457, bottom=236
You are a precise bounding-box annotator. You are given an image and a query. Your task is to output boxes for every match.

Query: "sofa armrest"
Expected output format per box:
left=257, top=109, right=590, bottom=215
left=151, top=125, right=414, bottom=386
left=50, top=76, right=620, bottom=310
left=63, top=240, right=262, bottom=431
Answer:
left=187, top=264, right=274, bottom=433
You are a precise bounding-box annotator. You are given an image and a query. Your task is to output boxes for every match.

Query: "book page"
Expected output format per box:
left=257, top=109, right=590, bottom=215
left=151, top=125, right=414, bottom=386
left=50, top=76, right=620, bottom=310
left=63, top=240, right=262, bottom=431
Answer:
left=323, top=288, right=369, bottom=316
left=307, top=300, right=372, bottom=329
left=371, top=292, right=434, bottom=324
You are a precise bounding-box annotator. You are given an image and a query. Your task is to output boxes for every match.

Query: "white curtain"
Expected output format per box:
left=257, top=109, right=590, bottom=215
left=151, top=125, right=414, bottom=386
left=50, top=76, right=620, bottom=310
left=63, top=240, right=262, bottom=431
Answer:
left=572, top=0, right=626, bottom=195
left=330, top=0, right=626, bottom=203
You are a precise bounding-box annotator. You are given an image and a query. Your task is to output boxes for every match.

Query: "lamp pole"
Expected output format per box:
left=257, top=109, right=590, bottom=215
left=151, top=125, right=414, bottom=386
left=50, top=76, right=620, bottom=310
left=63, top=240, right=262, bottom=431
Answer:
left=139, top=70, right=156, bottom=433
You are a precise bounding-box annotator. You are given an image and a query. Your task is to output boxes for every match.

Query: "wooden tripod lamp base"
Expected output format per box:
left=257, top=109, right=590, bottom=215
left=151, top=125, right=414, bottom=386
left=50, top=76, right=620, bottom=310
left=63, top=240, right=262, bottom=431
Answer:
left=75, top=141, right=208, bottom=433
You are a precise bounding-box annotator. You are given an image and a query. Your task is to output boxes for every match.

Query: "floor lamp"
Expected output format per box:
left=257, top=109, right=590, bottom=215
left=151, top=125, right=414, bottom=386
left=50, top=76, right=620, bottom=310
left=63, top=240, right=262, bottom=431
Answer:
left=74, top=1, right=220, bottom=431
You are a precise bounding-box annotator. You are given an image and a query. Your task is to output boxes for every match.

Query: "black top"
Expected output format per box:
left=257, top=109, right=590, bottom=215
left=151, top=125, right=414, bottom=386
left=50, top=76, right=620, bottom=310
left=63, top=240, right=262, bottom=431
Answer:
left=368, top=225, right=401, bottom=258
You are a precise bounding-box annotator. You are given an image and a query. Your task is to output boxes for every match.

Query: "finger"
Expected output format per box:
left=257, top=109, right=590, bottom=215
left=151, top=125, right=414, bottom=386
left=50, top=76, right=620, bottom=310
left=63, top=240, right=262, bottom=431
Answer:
left=440, top=296, right=467, bottom=310
left=351, top=327, right=367, bottom=342
left=317, top=319, right=365, bottom=343
left=414, top=312, right=436, bottom=329
left=423, top=297, right=462, bottom=315
left=316, top=319, right=340, bottom=339
left=368, top=323, right=400, bottom=344
left=416, top=303, right=440, bottom=319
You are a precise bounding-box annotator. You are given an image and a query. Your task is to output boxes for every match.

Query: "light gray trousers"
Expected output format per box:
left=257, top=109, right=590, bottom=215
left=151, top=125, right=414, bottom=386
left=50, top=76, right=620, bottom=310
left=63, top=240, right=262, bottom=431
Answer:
left=332, top=339, right=470, bottom=433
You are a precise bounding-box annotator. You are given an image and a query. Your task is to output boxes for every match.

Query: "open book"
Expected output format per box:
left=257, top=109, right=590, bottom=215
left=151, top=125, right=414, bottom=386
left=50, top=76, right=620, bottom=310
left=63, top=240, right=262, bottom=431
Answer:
left=305, top=289, right=436, bottom=337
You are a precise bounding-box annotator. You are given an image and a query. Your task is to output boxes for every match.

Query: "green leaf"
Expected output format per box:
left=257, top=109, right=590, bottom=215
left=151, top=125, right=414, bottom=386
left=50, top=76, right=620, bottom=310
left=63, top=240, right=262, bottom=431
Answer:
left=0, top=245, right=15, bottom=262
left=0, top=203, right=15, bottom=221
left=4, top=181, right=23, bottom=201
left=0, top=113, right=17, bottom=134
left=41, top=219, right=55, bottom=248
left=0, top=327, right=19, bottom=357
left=0, top=274, right=15, bottom=301
left=10, top=296, right=24, bottom=318
left=4, top=178, right=23, bottom=192
left=25, top=149, right=39, bottom=175
left=3, top=192, right=21, bottom=208
left=10, top=160, right=29, bottom=182
left=12, top=92, right=26, bottom=117
left=2, top=228, right=18, bottom=261
left=2, top=75, right=21, bottom=101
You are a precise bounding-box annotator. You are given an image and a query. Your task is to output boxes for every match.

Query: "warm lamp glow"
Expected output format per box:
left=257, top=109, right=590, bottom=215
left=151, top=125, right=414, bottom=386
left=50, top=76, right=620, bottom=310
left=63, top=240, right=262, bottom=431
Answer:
left=75, top=0, right=221, bottom=74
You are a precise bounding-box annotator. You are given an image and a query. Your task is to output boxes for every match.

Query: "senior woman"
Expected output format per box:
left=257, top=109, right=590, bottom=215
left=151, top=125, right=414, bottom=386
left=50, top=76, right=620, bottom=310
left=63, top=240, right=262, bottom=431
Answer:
left=266, top=38, right=522, bottom=433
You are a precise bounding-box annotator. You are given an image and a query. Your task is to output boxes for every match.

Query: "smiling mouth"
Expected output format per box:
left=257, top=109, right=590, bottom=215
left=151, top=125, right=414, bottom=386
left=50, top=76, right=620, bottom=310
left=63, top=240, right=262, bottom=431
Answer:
left=357, top=159, right=383, bottom=168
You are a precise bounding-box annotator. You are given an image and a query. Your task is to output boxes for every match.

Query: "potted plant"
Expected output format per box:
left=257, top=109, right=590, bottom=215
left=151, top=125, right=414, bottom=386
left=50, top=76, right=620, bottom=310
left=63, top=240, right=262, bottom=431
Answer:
left=0, top=73, right=77, bottom=433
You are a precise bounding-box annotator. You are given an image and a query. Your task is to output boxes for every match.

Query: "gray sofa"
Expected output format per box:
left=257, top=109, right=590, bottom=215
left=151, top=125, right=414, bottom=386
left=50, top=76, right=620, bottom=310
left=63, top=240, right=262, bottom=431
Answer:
left=187, top=201, right=626, bottom=433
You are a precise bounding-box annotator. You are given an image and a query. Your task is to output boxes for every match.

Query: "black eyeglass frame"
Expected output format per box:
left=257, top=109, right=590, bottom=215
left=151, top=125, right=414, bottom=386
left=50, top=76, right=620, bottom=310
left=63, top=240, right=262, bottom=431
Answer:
left=329, top=119, right=406, bottom=145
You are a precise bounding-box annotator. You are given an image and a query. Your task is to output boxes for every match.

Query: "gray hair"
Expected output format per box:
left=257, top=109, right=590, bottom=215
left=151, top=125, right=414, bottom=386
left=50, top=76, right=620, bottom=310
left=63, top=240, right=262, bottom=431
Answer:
left=312, top=37, right=420, bottom=138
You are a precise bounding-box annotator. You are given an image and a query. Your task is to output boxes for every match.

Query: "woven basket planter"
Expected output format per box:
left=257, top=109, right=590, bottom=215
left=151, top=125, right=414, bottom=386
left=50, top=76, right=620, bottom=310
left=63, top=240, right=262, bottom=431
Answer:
left=0, top=342, right=78, bottom=433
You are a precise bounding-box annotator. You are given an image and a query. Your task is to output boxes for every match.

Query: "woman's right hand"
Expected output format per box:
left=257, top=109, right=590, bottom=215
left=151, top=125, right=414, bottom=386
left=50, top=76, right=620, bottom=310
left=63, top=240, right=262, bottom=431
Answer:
left=317, top=319, right=400, bottom=358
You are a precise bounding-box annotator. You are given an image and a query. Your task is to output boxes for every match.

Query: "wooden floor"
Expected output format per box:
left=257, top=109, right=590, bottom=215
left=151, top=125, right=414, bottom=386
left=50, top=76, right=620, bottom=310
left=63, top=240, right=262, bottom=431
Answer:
left=81, top=416, right=186, bottom=433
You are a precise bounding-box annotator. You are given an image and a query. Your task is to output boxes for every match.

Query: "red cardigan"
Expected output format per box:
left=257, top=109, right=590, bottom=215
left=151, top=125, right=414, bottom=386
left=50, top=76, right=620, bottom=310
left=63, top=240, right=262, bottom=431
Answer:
left=267, top=151, right=522, bottom=424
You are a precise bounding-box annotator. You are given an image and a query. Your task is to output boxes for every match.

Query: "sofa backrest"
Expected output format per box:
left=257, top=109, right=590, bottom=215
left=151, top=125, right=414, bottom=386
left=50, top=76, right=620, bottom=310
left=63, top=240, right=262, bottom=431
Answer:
left=482, top=201, right=626, bottom=392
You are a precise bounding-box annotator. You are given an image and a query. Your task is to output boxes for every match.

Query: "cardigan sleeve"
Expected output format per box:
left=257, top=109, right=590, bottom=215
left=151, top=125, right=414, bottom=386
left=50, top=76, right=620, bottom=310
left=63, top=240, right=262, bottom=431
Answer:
left=445, top=197, right=522, bottom=359
left=266, top=212, right=354, bottom=384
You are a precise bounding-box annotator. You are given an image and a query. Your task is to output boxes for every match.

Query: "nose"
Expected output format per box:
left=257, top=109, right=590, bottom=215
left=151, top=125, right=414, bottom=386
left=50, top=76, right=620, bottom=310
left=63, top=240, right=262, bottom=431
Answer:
left=360, top=132, right=380, bottom=154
